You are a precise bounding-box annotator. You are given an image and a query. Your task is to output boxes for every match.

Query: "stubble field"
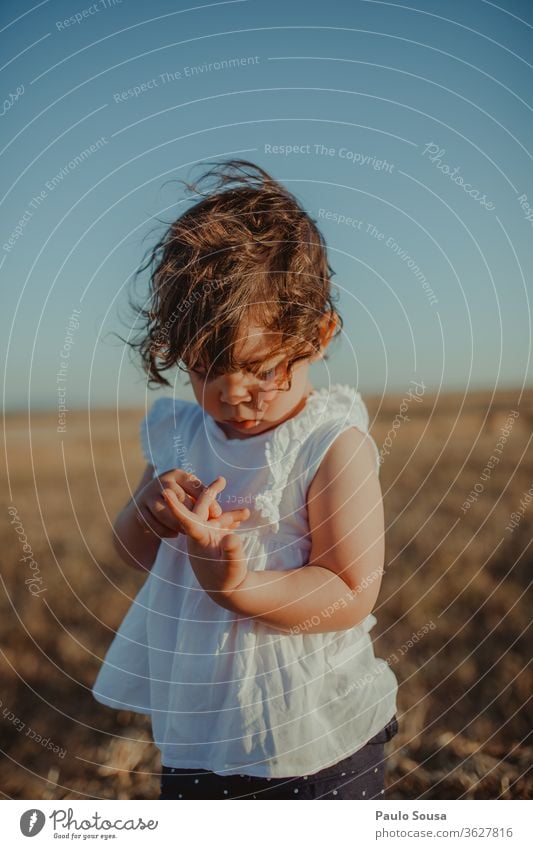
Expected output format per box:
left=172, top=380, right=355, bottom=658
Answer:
left=1, top=386, right=531, bottom=799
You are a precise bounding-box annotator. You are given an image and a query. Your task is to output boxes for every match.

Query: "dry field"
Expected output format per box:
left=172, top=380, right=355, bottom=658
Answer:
left=1, top=387, right=531, bottom=800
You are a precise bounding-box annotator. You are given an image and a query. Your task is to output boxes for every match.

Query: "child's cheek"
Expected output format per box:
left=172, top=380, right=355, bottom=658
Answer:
left=257, top=388, right=278, bottom=407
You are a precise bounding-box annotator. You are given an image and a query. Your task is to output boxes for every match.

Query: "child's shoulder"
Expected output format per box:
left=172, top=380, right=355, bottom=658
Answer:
left=266, top=384, right=374, bottom=455
left=296, top=384, right=380, bottom=480
left=139, top=395, right=201, bottom=471
left=140, top=394, right=201, bottom=434
left=308, top=384, right=371, bottom=430
left=142, top=394, right=197, bottom=422
left=300, top=384, right=373, bottom=449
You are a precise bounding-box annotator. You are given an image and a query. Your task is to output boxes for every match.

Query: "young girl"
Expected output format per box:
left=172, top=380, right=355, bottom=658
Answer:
left=92, top=159, right=399, bottom=800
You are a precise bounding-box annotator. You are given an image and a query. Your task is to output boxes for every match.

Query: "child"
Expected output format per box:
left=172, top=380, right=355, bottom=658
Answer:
left=92, top=159, right=398, bottom=800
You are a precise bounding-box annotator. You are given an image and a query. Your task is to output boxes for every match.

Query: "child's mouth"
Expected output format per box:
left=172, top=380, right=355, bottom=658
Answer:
left=227, top=418, right=260, bottom=430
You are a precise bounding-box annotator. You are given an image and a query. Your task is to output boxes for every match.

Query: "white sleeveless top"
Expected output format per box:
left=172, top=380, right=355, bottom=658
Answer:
left=92, top=384, right=398, bottom=777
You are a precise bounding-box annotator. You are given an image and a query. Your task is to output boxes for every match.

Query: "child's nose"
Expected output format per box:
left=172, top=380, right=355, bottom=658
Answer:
left=219, top=372, right=253, bottom=405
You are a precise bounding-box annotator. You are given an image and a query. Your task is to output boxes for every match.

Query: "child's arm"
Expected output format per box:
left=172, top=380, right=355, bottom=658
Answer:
left=219, top=427, right=385, bottom=634
left=112, top=464, right=165, bottom=571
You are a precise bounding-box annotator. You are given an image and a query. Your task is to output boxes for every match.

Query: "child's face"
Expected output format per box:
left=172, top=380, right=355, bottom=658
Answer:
left=186, top=325, right=316, bottom=439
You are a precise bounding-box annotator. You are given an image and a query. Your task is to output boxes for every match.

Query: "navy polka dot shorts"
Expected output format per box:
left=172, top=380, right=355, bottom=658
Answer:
left=159, top=714, right=398, bottom=800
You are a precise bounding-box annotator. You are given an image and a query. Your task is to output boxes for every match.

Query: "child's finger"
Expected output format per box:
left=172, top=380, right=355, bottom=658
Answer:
left=218, top=508, right=250, bottom=528
left=161, top=489, right=207, bottom=542
left=136, top=504, right=176, bottom=537
left=176, top=472, right=211, bottom=501
left=192, top=476, right=227, bottom=521
left=209, top=499, right=222, bottom=518
left=171, top=472, right=222, bottom=513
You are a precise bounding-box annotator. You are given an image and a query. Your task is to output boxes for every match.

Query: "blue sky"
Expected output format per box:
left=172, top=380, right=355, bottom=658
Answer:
left=1, top=0, right=532, bottom=411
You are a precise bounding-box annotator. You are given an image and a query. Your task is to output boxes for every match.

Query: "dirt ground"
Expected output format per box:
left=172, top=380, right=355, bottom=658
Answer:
left=1, top=386, right=531, bottom=799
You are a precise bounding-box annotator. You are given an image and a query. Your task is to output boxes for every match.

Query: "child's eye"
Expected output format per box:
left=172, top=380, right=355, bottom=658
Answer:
left=257, top=362, right=289, bottom=385
left=257, top=367, right=276, bottom=382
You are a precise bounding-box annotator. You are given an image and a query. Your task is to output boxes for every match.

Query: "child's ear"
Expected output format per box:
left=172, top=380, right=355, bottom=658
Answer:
left=310, top=312, right=338, bottom=362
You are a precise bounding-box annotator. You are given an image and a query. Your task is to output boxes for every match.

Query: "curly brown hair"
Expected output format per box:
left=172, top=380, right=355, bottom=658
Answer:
left=124, top=158, right=343, bottom=389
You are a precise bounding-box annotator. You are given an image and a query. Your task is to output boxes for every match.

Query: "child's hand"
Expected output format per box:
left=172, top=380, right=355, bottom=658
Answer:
left=162, top=476, right=250, bottom=599
left=135, top=468, right=225, bottom=538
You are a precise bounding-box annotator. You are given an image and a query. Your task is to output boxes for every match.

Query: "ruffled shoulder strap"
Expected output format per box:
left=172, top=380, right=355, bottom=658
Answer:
left=254, top=384, right=380, bottom=534
left=300, top=384, right=381, bottom=494
left=139, top=396, right=192, bottom=475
